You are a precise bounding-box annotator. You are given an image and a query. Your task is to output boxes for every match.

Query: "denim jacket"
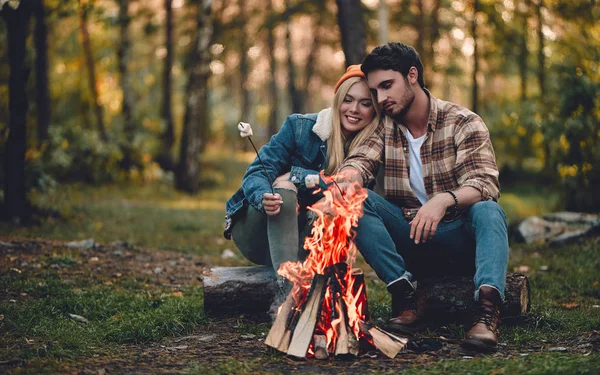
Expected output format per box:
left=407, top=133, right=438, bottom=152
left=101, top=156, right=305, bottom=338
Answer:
left=224, top=109, right=334, bottom=239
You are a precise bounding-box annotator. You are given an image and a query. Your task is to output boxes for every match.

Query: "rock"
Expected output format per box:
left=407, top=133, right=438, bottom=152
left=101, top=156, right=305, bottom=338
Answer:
left=68, top=313, right=89, bottom=324
left=66, top=239, right=95, bottom=249
left=516, top=217, right=567, bottom=244
left=221, top=249, right=236, bottom=259
left=542, top=212, right=599, bottom=224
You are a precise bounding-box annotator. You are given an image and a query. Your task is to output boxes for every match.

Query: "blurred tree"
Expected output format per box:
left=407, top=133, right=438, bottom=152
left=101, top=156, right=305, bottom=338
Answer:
left=78, top=0, right=108, bottom=141
left=237, top=0, right=252, bottom=136
left=335, top=0, right=366, bottom=66
left=378, top=0, right=388, bottom=44
left=470, top=0, right=479, bottom=113
left=518, top=0, right=530, bottom=101
left=176, top=0, right=213, bottom=193
left=1, top=0, right=33, bottom=223
left=285, top=0, right=300, bottom=114
left=157, top=0, right=176, bottom=171
left=265, top=0, right=278, bottom=137
left=34, top=0, right=50, bottom=143
left=116, top=0, right=137, bottom=170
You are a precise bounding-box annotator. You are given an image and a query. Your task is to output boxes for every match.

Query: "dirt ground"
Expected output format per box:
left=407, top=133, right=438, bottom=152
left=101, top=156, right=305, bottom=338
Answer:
left=1, top=238, right=598, bottom=374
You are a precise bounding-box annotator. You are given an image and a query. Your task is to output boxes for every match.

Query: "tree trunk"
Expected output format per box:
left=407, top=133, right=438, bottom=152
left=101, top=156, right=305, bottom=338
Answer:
left=415, top=0, right=426, bottom=66
left=175, top=0, right=213, bottom=193
left=536, top=0, right=545, bottom=98
left=34, top=0, right=50, bottom=143
left=157, top=0, right=176, bottom=171
left=519, top=0, right=529, bottom=102
left=378, top=0, right=388, bottom=44
left=237, top=0, right=252, bottom=140
left=471, top=0, right=479, bottom=114
left=426, top=0, right=441, bottom=89
left=117, top=0, right=136, bottom=170
left=1, top=0, right=33, bottom=223
left=300, top=1, right=324, bottom=113
left=335, top=0, right=366, bottom=67
left=203, top=267, right=530, bottom=321
left=266, top=0, right=278, bottom=137
left=78, top=0, right=108, bottom=141
left=285, top=0, right=301, bottom=114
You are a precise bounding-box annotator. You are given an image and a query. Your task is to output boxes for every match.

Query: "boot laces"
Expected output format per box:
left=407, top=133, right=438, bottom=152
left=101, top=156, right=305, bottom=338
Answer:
left=474, top=304, right=499, bottom=332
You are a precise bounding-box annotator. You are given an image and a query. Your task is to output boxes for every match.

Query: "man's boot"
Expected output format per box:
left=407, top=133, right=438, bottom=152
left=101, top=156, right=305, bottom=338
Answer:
left=386, top=279, right=428, bottom=334
left=463, top=286, right=503, bottom=352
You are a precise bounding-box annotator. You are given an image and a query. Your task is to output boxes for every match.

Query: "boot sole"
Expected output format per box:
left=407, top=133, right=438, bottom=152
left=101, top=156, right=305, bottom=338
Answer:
left=462, top=338, right=498, bottom=353
left=385, top=320, right=430, bottom=335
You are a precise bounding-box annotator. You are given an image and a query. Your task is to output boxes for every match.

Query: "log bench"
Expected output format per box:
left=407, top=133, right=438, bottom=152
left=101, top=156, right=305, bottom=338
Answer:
left=202, top=266, right=530, bottom=323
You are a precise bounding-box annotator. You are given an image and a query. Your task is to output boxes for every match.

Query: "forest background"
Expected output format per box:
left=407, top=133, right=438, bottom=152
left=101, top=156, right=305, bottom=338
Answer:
left=0, top=1, right=599, bottom=373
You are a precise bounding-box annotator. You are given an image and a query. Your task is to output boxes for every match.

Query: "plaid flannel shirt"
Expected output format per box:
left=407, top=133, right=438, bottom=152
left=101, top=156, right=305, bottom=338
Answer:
left=341, top=91, right=500, bottom=221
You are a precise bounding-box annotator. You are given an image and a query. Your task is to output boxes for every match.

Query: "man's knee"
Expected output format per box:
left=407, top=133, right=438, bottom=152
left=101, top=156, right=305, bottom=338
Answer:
left=469, top=201, right=506, bottom=224
left=273, top=175, right=297, bottom=193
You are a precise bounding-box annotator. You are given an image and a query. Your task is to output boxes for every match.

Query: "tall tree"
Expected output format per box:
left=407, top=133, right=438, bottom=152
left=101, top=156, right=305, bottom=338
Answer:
left=1, top=0, right=33, bottom=223
left=78, top=0, right=108, bottom=141
left=335, top=0, right=366, bottom=66
left=116, top=0, right=136, bottom=170
left=518, top=0, right=530, bottom=101
left=266, top=0, right=278, bottom=137
left=471, top=0, right=479, bottom=113
left=157, top=0, right=176, bottom=171
left=237, top=0, right=252, bottom=132
left=176, top=0, right=213, bottom=193
left=300, top=0, right=325, bottom=113
left=535, top=0, right=545, bottom=98
left=285, top=0, right=301, bottom=114
left=378, top=0, right=388, bottom=44
left=33, top=0, right=50, bottom=143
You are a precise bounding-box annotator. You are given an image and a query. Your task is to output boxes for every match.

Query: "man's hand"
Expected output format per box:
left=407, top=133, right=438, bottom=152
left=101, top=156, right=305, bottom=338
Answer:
left=332, top=168, right=363, bottom=199
left=263, top=193, right=284, bottom=216
left=410, top=192, right=454, bottom=244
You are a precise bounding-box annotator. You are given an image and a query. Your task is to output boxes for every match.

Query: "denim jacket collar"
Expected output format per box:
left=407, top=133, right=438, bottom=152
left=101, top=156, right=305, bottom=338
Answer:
left=312, top=108, right=333, bottom=141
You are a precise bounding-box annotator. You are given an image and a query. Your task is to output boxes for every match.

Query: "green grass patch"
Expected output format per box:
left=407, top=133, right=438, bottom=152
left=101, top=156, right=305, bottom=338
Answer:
left=0, top=269, right=206, bottom=360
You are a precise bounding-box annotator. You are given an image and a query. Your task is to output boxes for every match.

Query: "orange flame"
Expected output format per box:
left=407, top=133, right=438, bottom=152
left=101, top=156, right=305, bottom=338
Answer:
left=278, top=172, right=370, bottom=356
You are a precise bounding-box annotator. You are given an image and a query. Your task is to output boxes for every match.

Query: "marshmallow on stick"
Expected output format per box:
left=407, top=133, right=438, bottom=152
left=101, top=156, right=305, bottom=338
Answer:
left=238, top=122, right=274, bottom=195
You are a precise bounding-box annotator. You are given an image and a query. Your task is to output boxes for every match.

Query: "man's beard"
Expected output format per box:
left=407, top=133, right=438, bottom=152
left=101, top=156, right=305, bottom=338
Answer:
left=388, top=85, right=415, bottom=122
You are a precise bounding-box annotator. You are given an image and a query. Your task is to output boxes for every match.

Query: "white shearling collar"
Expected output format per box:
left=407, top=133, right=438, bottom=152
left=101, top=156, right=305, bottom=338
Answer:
left=312, top=108, right=333, bottom=141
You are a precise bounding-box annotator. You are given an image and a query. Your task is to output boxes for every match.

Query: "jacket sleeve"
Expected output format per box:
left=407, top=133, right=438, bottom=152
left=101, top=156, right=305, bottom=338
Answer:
left=290, top=165, right=329, bottom=191
left=454, top=114, right=500, bottom=200
left=241, top=115, right=297, bottom=212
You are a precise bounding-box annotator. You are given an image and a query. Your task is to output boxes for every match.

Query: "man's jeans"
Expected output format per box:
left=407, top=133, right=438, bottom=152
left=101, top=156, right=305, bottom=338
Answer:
left=355, top=191, right=509, bottom=301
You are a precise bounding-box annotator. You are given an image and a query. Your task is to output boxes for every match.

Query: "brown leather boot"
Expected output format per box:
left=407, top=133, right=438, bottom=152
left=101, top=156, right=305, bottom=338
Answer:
left=463, top=286, right=503, bottom=352
left=386, top=279, right=428, bottom=334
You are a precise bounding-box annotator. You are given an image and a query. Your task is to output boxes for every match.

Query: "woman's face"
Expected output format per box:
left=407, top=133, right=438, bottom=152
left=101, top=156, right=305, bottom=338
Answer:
left=339, top=81, right=375, bottom=137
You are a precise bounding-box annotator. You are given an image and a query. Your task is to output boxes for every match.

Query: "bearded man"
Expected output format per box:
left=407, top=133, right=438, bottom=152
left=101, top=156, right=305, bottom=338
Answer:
left=339, top=42, right=509, bottom=352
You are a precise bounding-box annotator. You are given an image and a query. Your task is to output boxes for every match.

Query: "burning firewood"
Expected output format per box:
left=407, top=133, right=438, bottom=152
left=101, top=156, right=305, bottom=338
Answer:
left=265, top=176, right=410, bottom=360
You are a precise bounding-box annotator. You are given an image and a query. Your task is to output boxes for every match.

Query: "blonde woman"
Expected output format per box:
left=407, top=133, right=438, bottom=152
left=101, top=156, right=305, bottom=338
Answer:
left=224, top=65, right=380, bottom=288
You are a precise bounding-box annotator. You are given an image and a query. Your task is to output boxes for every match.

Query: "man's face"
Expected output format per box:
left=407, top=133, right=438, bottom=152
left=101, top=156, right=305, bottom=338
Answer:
left=367, top=69, right=415, bottom=119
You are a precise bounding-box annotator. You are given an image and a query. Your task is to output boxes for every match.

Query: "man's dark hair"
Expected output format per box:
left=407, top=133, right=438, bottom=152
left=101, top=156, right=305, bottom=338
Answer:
left=361, top=42, right=426, bottom=89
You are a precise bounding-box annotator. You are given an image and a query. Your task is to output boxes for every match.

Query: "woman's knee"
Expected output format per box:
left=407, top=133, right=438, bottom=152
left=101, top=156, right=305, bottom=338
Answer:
left=273, top=175, right=297, bottom=193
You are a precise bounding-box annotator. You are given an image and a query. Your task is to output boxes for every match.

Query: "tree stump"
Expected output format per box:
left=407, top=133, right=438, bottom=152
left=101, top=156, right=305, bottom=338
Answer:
left=202, top=267, right=530, bottom=322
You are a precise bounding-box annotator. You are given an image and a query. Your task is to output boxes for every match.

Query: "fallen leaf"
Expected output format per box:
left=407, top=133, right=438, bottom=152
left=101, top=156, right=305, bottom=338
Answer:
left=89, top=257, right=99, bottom=262
left=169, top=291, right=183, bottom=297
left=68, top=313, right=89, bottom=324
left=561, top=303, right=579, bottom=309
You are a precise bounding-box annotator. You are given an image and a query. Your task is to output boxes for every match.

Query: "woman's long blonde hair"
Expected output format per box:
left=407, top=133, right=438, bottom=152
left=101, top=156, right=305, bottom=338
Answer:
left=325, top=76, right=381, bottom=175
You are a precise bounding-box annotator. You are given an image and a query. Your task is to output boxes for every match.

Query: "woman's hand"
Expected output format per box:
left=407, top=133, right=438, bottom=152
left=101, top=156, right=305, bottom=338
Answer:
left=263, top=193, right=284, bottom=216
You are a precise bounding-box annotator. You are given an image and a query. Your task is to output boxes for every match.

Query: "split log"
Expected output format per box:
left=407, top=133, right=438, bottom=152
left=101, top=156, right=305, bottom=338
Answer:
left=287, top=274, right=329, bottom=359
left=265, top=292, right=295, bottom=352
left=333, top=295, right=360, bottom=357
left=359, top=321, right=408, bottom=358
left=420, top=273, right=530, bottom=323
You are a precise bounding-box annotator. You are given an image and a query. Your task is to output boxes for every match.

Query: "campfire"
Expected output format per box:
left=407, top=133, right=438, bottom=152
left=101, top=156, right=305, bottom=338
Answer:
left=265, top=175, right=408, bottom=359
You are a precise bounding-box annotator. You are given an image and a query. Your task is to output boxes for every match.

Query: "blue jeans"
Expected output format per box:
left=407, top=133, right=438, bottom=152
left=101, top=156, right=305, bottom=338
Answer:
left=355, top=191, right=509, bottom=301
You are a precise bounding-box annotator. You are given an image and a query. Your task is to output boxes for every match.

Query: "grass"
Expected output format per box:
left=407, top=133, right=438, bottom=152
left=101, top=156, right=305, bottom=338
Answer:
left=0, top=150, right=598, bottom=373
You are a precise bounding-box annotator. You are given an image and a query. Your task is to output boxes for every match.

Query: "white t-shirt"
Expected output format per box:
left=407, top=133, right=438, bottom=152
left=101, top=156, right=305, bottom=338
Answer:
left=406, top=131, right=428, bottom=205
